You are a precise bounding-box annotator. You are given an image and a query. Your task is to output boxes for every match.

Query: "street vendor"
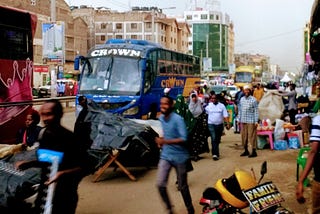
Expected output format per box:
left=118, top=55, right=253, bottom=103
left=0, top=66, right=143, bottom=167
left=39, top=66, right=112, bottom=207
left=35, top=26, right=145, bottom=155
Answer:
left=272, top=83, right=298, bottom=125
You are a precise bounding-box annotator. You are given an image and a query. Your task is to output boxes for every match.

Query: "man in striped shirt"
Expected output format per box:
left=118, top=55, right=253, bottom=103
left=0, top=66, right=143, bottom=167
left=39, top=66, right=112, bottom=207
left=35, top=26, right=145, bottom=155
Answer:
left=296, top=115, right=320, bottom=213
left=239, top=85, right=259, bottom=158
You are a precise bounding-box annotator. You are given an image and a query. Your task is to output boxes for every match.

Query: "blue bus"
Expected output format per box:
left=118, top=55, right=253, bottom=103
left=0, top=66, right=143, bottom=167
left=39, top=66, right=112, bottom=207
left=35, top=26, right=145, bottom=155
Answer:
left=74, top=39, right=200, bottom=119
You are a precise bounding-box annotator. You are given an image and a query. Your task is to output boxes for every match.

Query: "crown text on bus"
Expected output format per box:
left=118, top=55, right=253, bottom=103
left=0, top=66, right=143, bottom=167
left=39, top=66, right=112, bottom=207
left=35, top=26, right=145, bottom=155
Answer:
left=161, top=77, right=185, bottom=88
left=90, top=49, right=142, bottom=57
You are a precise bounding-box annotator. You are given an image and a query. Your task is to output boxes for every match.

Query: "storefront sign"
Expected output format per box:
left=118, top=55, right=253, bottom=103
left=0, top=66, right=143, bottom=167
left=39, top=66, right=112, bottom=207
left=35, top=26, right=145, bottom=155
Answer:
left=34, top=65, right=49, bottom=73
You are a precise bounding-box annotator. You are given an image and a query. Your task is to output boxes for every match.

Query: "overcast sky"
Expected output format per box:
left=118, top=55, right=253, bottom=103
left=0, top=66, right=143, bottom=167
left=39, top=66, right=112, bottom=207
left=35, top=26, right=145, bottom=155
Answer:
left=68, top=0, right=315, bottom=73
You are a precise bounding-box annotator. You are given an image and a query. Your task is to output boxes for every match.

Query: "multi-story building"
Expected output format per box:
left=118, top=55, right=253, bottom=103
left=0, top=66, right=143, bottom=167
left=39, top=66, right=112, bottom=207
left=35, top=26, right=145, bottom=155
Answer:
left=70, top=5, right=96, bottom=50
left=0, top=0, right=88, bottom=87
left=183, top=9, right=232, bottom=72
left=71, top=6, right=190, bottom=54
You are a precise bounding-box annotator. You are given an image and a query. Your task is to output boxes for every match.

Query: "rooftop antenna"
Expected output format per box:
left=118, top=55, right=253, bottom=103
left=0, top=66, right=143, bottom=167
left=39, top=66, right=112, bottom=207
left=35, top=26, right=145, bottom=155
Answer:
left=205, top=0, right=221, bottom=11
left=188, top=0, right=196, bottom=10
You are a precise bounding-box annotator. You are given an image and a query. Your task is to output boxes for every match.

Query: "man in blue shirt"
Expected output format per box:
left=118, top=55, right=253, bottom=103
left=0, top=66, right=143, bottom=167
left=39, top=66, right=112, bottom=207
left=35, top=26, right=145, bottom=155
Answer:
left=239, top=85, right=259, bottom=158
left=155, top=95, right=195, bottom=214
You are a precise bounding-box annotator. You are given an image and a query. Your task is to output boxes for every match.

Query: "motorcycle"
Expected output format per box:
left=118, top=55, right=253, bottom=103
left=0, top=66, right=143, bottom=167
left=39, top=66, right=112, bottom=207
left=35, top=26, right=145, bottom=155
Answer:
left=199, top=161, right=294, bottom=214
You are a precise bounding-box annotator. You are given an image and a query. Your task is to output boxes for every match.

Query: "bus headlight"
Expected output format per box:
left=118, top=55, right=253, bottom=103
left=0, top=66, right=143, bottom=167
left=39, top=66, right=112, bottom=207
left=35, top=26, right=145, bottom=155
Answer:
left=123, top=106, right=139, bottom=115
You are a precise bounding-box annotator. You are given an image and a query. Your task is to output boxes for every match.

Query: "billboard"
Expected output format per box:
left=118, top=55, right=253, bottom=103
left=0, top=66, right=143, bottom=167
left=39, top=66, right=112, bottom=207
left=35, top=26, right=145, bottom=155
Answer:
left=203, top=57, right=212, bottom=72
left=42, top=22, right=65, bottom=64
left=229, top=63, right=236, bottom=74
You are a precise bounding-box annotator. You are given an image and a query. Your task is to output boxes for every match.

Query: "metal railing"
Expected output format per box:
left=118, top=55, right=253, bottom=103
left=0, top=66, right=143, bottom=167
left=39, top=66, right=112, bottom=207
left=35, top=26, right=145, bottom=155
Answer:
left=0, top=96, right=76, bottom=108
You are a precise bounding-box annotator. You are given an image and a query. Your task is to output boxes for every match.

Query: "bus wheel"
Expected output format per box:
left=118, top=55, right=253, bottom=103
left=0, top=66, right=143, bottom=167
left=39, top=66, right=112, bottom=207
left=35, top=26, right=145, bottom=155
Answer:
left=148, top=103, right=157, bottom=120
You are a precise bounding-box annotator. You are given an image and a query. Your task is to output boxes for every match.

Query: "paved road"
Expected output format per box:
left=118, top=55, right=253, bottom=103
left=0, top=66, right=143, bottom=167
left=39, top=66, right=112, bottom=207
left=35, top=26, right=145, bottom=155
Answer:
left=61, top=109, right=311, bottom=214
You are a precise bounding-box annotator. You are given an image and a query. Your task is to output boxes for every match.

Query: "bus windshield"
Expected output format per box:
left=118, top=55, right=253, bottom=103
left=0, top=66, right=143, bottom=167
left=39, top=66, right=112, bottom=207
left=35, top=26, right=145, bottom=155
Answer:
left=235, top=72, right=253, bottom=83
left=80, top=56, right=141, bottom=95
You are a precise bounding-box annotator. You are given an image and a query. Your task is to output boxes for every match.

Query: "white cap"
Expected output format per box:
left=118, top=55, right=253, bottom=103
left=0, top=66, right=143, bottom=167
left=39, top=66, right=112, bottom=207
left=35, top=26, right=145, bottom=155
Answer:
left=164, top=88, right=171, bottom=94
left=243, top=85, right=251, bottom=90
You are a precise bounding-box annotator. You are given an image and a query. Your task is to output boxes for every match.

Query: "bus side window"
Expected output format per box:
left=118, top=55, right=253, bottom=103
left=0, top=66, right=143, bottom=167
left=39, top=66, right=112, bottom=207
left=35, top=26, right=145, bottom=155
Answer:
left=188, top=65, right=193, bottom=75
left=173, top=63, right=177, bottom=74
left=144, top=60, right=153, bottom=93
left=177, top=64, right=183, bottom=74
left=166, top=62, right=173, bottom=74
left=159, top=61, right=166, bottom=74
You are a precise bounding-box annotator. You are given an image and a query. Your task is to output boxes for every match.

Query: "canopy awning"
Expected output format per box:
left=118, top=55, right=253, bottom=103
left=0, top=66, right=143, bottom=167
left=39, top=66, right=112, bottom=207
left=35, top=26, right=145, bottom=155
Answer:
left=280, top=73, right=292, bottom=82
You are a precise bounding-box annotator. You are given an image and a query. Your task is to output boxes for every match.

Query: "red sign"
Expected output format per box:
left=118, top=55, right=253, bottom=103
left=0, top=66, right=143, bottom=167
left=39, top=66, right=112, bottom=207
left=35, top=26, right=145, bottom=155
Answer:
left=34, top=65, right=49, bottom=73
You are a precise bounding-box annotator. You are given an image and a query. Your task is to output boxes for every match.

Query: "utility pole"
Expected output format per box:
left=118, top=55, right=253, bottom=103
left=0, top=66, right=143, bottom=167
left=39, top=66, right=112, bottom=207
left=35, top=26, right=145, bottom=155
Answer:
left=50, top=0, right=58, bottom=97
left=200, top=49, right=203, bottom=77
left=206, top=34, right=209, bottom=57
left=151, top=8, right=155, bottom=42
left=51, top=0, right=56, bottom=22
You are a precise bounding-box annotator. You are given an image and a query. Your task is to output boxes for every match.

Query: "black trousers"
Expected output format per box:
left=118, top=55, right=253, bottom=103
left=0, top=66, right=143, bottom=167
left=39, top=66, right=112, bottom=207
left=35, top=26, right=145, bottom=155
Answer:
left=289, top=109, right=297, bottom=125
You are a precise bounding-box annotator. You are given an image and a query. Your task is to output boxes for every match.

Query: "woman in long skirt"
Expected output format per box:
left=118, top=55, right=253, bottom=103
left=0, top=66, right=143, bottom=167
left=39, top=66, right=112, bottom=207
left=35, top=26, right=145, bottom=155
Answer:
left=188, top=93, right=210, bottom=161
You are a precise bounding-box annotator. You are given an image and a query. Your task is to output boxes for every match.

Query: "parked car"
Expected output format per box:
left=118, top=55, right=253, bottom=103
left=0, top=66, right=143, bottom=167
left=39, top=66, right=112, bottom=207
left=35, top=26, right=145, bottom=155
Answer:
left=38, top=79, right=76, bottom=98
left=226, top=85, right=239, bottom=100
left=32, top=87, right=39, bottom=98
left=210, top=85, right=228, bottom=95
left=38, top=81, right=51, bottom=98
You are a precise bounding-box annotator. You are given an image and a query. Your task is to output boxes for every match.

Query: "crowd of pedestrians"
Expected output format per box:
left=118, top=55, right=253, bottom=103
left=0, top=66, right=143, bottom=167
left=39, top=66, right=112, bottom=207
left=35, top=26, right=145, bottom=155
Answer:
left=56, top=80, right=78, bottom=97
left=7, top=80, right=320, bottom=214
left=166, top=84, right=260, bottom=161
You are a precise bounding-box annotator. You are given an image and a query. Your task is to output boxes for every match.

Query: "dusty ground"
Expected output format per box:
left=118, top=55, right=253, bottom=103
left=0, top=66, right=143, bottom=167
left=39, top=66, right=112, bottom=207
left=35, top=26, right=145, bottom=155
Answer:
left=61, top=110, right=312, bottom=214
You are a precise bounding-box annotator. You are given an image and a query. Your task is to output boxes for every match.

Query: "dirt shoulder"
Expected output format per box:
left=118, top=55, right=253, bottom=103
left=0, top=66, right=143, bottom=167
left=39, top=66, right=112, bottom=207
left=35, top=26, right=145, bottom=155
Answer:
left=75, top=128, right=312, bottom=214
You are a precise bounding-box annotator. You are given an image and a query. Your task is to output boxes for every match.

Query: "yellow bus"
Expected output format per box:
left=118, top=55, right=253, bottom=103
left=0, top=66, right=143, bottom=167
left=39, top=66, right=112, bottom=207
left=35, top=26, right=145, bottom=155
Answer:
left=234, top=66, right=255, bottom=88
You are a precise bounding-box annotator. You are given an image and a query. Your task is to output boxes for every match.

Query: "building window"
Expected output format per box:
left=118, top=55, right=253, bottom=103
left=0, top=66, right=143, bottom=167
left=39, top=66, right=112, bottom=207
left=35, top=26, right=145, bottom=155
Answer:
left=201, top=14, right=208, bottom=19
left=101, top=23, right=107, bottom=29
left=131, top=23, right=137, bottom=29
left=101, top=35, right=106, bottom=41
left=146, top=23, right=152, bottom=29
left=186, top=15, right=192, bottom=20
left=171, top=37, right=173, bottom=43
left=131, top=34, right=137, bottom=39
left=210, top=14, right=214, bottom=20
left=67, top=37, right=74, bottom=43
left=165, top=37, right=166, bottom=42
left=188, top=41, right=192, bottom=45
left=116, top=35, right=123, bottom=39
left=161, top=36, right=163, bottom=42
left=171, top=26, right=173, bottom=32
left=174, top=28, right=176, bottom=33
left=216, top=15, right=220, bottom=20
left=116, top=23, right=122, bottom=29
left=174, top=38, right=176, bottom=44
